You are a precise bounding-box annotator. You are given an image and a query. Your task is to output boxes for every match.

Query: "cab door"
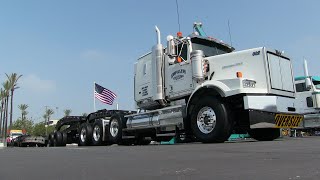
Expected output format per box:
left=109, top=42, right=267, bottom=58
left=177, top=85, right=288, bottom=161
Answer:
left=165, top=42, right=194, bottom=100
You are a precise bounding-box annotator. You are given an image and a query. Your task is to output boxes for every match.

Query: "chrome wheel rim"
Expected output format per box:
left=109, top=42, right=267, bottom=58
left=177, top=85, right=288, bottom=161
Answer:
left=196, top=106, right=216, bottom=134
left=80, top=127, right=86, bottom=142
left=93, top=125, right=101, bottom=141
left=110, top=119, right=119, bottom=137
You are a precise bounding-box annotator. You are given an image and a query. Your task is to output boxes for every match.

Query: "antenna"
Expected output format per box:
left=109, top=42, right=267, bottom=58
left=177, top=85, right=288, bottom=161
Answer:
left=228, top=20, right=233, bottom=47
left=175, top=0, right=181, bottom=32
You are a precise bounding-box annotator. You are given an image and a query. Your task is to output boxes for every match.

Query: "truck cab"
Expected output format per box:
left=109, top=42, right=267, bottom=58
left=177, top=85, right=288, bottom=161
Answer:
left=129, top=24, right=303, bottom=143
left=295, top=76, right=320, bottom=128
left=8, top=129, right=24, bottom=143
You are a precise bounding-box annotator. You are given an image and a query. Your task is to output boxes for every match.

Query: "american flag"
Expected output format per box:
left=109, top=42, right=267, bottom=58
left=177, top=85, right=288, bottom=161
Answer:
left=94, top=83, right=117, bottom=105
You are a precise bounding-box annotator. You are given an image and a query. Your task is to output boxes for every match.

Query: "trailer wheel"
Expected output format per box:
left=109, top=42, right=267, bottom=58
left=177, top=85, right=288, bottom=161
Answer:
left=61, top=132, right=67, bottom=146
left=48, top=133, right=54, bottom=147
left=108, top=114, right=123, bottom=144
left=92, top=121, right=103, bottom=146
left=248, top=128, right=280, bottom=141
left=54, top=131, right=63, bottom=147
left=78, top=123, right=93, bottom=146
left=190, top=96, right=232, bottom=143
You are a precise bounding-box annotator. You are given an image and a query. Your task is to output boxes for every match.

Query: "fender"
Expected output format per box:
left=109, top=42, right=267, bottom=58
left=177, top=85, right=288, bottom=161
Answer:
left=186, top=80, right=231, bottom=114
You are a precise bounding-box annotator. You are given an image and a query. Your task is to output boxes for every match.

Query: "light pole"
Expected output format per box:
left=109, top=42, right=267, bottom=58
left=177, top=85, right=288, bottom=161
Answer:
left=56, top=107, right=59, bottom=119
left=45, top=106, right=48, bottom=137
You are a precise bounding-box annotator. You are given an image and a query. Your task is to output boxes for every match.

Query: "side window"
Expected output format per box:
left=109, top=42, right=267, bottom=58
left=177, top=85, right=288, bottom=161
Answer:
left=306, top=97, right=313, bottom=107
left=295, top=83, right=307, bottom=92
left=168, top=42, right=188, bottom=65
left=177, top=43, right=188, bottom=61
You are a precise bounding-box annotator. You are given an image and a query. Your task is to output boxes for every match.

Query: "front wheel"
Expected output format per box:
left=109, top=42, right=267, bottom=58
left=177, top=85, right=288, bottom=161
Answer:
left=190, top=96, right=232, bottom=143
left=248, top=128, right=280, bottom=141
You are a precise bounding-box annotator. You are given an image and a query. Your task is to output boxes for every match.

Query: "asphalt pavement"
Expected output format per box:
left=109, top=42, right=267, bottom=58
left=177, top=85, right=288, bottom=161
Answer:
left=0, top=137, right=320, bottom=180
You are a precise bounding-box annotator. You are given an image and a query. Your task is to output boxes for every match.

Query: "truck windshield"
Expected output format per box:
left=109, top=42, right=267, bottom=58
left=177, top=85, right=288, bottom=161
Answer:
left=191, top=37, right=232, bottom=57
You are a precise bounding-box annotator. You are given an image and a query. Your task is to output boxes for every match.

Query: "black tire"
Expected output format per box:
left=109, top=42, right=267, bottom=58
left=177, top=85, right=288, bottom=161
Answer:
left=55, top=131, right=63, bottom=147
left=48, top=133, right=54, bottom=147
left=190, top=96, right=232, bottom=143
left=108, top=114, right=124, bottom=144
left=248, top=128, right=280, bottom=141
left=61, top=132, right=68, bottom=146
left=78, top=123, right=93, bottom=146
left=92, top=121, right=104, bottom=146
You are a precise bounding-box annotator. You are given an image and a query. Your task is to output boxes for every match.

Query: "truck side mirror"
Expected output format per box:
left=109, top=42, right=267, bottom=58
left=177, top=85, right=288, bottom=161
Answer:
left=166, top=35, right=176, bottom=57
left=305, top=78, right=312, bottom=90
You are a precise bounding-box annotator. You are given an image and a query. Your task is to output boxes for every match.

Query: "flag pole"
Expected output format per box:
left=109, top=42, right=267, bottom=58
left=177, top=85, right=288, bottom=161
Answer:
left=116, top=101, right=119, bottom=110
left=94, top=82, right=96, bottom=112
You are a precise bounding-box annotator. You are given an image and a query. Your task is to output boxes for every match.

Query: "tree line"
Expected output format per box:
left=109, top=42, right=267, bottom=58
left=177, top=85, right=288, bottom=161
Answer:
left=10, top=106, right=75, bottom=136
left=0, top=73, right=83, bottom=137
left=0, top=73, right=22, bottom=139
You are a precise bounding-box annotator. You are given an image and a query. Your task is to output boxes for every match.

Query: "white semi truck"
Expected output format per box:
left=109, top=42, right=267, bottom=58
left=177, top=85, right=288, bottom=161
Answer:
left=49, top=24, right=304, bottom=146
left=294, top=60, right=320, bottom=131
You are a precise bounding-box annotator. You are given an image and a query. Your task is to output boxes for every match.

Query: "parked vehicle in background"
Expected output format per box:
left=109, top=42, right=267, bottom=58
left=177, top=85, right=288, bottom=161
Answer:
left=11, top=135, right=47, bottom=147
left=294, top=60, right=320, bottom=134
left=8, top=129, right=24, bottom=141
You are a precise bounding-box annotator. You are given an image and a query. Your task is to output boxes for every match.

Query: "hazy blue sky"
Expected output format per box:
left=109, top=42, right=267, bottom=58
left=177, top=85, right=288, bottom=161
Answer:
left=1, top=0, right=319, bottom=122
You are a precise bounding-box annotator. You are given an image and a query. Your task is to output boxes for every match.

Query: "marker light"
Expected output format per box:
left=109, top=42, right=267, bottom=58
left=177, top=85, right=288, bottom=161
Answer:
left=177, top=31, right=183, bottom=37
left=236, top=72, right=243, bottom=78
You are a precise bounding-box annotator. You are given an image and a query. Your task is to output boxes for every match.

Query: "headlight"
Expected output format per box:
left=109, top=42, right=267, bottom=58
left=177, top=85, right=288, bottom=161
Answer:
left=243, top=79, right=256, bottom=88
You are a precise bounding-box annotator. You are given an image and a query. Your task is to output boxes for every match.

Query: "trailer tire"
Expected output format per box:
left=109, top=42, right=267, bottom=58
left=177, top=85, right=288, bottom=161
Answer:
left=248, top=128, right=280, bottom=141
left=48, top=133, right=54, bottom=147
left=61, top=132, right=67, bottom=146
left=78, top=123, right=93, bottom=146
left=190, top=96, right=231, bottom=143
left=55, top=131, right=63, bottom=147
left=108, top=114, right=124, bottom=144
left=92, top=121, right=103, bottom=146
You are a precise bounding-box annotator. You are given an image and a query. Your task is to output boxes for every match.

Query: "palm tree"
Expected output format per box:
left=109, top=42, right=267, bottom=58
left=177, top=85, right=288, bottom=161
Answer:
left=44, top=109, right=54, bottom=136
left=2, top=81, right=11, bottom=138
left=18, top=104, right=29, bottom=120
left=6, top=73, right=22, bottom=128
left=45, top=108, right=54, bottom=123
left=64, top=109, right=72, bottom=117
left=43, top=114, right=48, bottom=122
left=0, top=89, right=5, bottom=136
